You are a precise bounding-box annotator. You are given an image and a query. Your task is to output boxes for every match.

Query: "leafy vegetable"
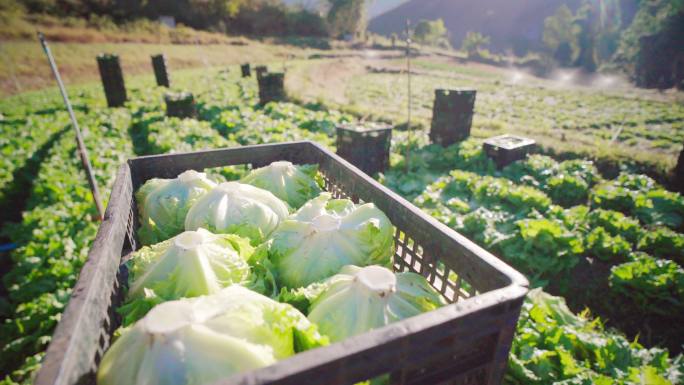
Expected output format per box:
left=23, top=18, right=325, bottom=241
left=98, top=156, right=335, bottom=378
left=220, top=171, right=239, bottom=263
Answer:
left=591, top=172, right=684, bottom=231
left=590, top=182, right=637, bottom=214
left=267, top=193, right=394, bottom=289
left=637, top=226, right=684, bottom=264
left=282, top=265, right=445, bottom=342
left=610, top=254, right=684, bottom=316
left=0, top=112, right=70, bottom=211
left=585, top=227, right=632, bottom=262
left=241, top=161, right=322, bottom=209
left=585, top=209, right=642, bottom=243
left=473, top=175, right=552, bottom=215
left=507, top=289, right=683, bottom=384
left=497, top=218, right=583, bottom=286
left=98, top=286, right=328, bottom=385
left=558, top=159, right=601, bottom=187
left=135, top=170, right=217, bottom=245
left=120, top=228, right=271, bottom=325
left=502, top=154, right=559, bottom=188
left=455, top=207, right=515, bottom=247
left=634, top=189, right=684, bottom=231
left=547, top=174, right=589, bottom=207
left=415, top=169, right=551, bottom=219
left=143, top=117, right=238, bottom=154
left=184, top=182, right=289, bottom=245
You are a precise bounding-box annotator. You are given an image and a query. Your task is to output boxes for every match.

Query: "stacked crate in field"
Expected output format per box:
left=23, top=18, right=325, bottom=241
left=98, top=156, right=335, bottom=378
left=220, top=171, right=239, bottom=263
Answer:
left=96, top=54, right=126, bottom=107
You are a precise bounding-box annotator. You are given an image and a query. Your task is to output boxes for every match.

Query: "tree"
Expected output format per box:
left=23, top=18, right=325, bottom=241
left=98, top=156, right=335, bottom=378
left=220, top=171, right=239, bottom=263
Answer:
left=555, top=42, right=573, bottom=65
left=461, top=31, right=490, bottom=57
left=573, top=1, right=599, bottom=72
left=186, top=0, right=249, bottom=27
left=413, top=18, right=449, bottom=47
left=326, top=0, right=367, bottom=39
left=595, top=0, right=623, bottom=63
left=613, top=0, right=683, bottom=71
left=542, top=4, right=576, bottom=66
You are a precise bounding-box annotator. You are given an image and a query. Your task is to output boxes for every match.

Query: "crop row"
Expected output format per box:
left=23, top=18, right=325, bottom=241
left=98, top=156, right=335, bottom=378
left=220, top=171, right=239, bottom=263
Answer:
left=127, top=73, right=349, bottom=158
left=380, top=137, right=684, bottom=381
left=203, top=78, right=349, bottom=148
left=0, top=88, right=106, bottom=210
left=0, top=113, right=69, bottom=213
left=0, top=107, right=133, bottom=384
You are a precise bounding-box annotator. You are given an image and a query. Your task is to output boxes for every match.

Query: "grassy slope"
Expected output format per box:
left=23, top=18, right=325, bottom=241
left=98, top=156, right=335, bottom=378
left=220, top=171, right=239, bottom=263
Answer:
left=286, top=56, right=684, bottom=181
left=0, top=39, right=325, bottom=98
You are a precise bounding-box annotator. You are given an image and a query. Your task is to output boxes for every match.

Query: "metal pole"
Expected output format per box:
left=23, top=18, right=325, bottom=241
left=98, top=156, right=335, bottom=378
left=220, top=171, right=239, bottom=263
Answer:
left=405, top=19, right=412, bottom=174
left=38, top=32, right=104, bottom=221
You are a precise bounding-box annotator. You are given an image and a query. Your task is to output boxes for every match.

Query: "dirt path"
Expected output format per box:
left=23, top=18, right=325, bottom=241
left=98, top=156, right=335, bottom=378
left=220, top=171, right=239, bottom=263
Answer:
left=287, top=58, right=366, bottom=105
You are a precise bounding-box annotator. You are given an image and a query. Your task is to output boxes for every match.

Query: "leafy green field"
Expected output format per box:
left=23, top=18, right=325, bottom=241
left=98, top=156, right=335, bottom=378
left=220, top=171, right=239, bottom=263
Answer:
left=287, top=58, right=684, bottom=180
left=382, top=136, right=684, bottom=352
left=0, top=65, right=683, bottom=384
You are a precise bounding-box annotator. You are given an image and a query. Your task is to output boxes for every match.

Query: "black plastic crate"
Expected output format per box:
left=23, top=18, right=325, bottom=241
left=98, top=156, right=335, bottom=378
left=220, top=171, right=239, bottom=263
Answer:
left=483, top=134, right=536, bottom=169
left=430, top=89, right=476, bottom=146
left=151, top=54, right=170, bottom=87
left=164, top=91, right=196, bottom=118
left=35, top=141, right=528, bottom=385
left=258, top=73, right=286, bottom=104
left=336, top=123, right=392, bottom=176
left=241, top=63, right=251, bottom=78
left=255, top=65, right=268, bottom=80
left=96, top=54, right=127, bottom=108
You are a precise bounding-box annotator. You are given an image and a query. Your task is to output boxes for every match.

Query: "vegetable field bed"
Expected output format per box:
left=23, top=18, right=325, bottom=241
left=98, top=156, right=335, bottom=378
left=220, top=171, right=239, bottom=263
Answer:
left=0, top=64, right=683, bottom=385
left=381, top=135, right=684, bottom=382
left=0, top=89, right=94, bottom=217
left=0, top=107, right=133, bottom=383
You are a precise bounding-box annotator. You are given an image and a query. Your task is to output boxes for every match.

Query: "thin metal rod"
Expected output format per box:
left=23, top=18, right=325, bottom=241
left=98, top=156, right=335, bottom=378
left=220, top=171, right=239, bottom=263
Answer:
left=405, top=19, right=412, bottom=174
left=38, top=32, right=104, bottom=221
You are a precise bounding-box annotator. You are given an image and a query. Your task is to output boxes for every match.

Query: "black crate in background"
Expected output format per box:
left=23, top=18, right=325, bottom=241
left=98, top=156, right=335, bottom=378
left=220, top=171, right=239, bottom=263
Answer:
left=151, top=54, right=170, bottom=87
left=483, top=134, right=536, bottom=169
left=35, top=141, right=528, bottom=385
left=164, top=92, right=196, bottom=118
left=430, top=89, right=476, bottom=147
left=96, top=54, right=127, bottom=108
left=241, top=63, right=251, bottom=78
left=258, top=72, right=286, bottom=104
left=255, top=65, right=268, bottom=80
left=336, top=123, right=392, bottom=176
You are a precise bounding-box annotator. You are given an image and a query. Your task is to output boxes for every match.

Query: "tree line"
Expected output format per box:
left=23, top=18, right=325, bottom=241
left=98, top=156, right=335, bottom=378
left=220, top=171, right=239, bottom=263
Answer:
left=409, top=0, right=683, bottom=88
left=542, top=0, right=682, bottom=87
left=6, top=0, right=370, bottom=38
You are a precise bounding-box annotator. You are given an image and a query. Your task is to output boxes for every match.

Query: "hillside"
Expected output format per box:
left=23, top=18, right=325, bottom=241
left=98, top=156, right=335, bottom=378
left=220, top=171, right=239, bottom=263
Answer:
left=0, top=12, right=331, bottom=97
left=369, top=0, right=584, bottom=52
